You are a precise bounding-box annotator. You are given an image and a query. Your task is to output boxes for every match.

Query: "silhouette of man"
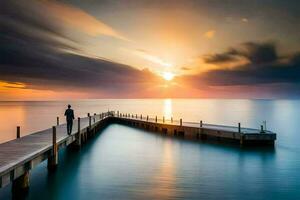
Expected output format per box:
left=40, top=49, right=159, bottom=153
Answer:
left=64, top=104, right=74, bottom=135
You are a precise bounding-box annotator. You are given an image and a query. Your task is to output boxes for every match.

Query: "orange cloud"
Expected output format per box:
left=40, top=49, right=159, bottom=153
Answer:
left=0, top=81, right=90, bottom=100
left=204, top=30, right=215, bottom=39
left=0, top=81, right=26, bottom=89
left=44, top=1, right=128, bottom=41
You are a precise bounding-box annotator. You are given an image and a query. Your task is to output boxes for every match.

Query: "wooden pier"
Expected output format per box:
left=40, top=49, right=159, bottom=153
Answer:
left=0, top=111, right=276, bottom=196
left=0, top=112, right=113, bottom=196
left=114, top=113, right=276, bottom=146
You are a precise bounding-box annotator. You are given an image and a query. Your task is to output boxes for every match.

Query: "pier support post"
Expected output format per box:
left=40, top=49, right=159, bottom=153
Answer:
left=180, top=119, right=182, bottom=126
left=200, top=120, right=203, bottom=128
left=94, top=113, right=96, bottom=123
left=48, top=126, right=58, bottom=170
left=136, top=114, right=137, bottom=119
left=57, top=117, right=59, bottom=126
left=140, top=114, right=142, bottom=120
left=260, top=125, right=265, bottom=133
left=12, top=170, right=30, bottom=196
left=171, top=117, right=173, bottom=123
left=238, top=123, right=241, bottom=133
left=75, top=117, right=81, bottom=148
left=147, top=115, right=149, bottom=121
left=155, top=116, right=157, bottom=123
left=163, top=116, right=165, bottom=123
left=16, top=126, right=20, bottom=139
left=240, top=134, right=244, bottom=146
left=89, top=116, right=92, bottom=128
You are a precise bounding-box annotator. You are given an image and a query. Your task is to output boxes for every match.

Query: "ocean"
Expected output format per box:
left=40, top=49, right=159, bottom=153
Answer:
left=0, top=99, right=299, bottom=199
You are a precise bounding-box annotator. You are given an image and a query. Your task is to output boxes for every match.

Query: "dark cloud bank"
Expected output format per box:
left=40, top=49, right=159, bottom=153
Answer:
left=0, top=0, right=158, bottom=97
left=181, top=42, right=300, bottom=97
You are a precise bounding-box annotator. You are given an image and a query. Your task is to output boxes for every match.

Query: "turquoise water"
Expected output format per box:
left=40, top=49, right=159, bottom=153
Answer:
left=0, top=99, right=300, bottom=199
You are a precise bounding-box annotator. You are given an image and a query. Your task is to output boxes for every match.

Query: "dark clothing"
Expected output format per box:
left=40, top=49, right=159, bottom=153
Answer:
left=64, top=108, right=75, bottom=121
left=64, top=108, right=74, bottom=135
left=67, top=119, right=73, bottom=135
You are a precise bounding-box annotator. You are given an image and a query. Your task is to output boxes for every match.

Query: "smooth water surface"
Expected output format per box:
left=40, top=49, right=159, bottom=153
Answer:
left=0, top=99, right=300, bottom=199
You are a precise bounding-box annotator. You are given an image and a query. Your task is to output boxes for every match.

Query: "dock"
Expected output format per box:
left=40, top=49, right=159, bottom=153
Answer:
left=0, top=111, right=276, bottom=196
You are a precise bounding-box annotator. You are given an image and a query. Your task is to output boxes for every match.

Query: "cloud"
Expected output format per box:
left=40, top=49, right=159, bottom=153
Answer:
left=203, top=52, right=240, bottom=64
left=180, top=42, right=300, bottom=97
left=187, top=42, right=300, bottom=85
left=0, top=0, right=160, bottom=98
left=132, top=49, right=173, bottom=67
left=203, top=42, right=278, bottom=65
left=181, top=67, right=191, bottom=71
left=204, top=30, right=215, bottom=39
left=241, top=18, right=248, bottom=23
left=43, top=1, right=129, bottom=41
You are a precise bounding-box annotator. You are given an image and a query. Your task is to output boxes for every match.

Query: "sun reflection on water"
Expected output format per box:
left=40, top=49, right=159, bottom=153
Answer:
left=163, top=99, right=173, bottom=120
left=150, top=140, right=178, bottom=199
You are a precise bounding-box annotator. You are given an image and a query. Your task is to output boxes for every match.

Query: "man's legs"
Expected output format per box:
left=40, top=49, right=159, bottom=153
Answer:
left=67, top=120, right=73, bottom=135
left=67, top=122, right=70, bottom=134
left=69, top=120, right=73, bottom=134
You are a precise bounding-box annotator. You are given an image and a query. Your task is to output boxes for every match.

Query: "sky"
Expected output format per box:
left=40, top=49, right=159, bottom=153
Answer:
left=1, top=0, right=300, bottom=100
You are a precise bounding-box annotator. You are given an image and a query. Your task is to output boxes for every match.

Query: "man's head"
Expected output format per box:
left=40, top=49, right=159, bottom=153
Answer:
left=68, top=104, right=71, bottom=109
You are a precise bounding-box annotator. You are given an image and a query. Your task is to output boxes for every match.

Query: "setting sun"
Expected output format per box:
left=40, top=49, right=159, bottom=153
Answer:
left=162, top=72, right=175, bottom=81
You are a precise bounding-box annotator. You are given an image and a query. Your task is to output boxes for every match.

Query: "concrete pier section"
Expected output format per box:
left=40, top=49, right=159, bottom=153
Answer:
left=113, top=114, right=276, bottom=146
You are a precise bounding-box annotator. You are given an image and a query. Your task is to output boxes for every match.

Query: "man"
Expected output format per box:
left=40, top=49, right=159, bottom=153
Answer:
left=64, top=104, right=74, bottom=135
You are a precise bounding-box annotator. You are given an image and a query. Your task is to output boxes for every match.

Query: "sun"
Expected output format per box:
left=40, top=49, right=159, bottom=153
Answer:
left=162, top=72, right=175, bottom=81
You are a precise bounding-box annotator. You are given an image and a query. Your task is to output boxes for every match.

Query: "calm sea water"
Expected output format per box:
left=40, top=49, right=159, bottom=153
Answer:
left=0, top=99, right=300, bottom=199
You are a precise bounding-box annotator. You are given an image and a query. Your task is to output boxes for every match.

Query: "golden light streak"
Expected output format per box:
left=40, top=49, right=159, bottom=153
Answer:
left=44, top=1, right=128, bottom=41
left=134, top=49, right=173, bottom=68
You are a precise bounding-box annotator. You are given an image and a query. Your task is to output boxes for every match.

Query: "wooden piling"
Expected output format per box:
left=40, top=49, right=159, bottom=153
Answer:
left=155, top=116, right=157, bottom=123
left=240, top=134, right=244, bottom=146
left=147, top=115, right=149, bottom=121
left=12, top=170, right=30, bottom=195
left=200, top=120, right=203, bottom=128
left=171, top=117, right=173, bottom=123
left=16, top=126, right=20, bottom=139
left=75, top=117, right=81, bottom=148
left=89, top=116, right=92, bottom=127
left=180, top=119, right=182, bottom=126
left=57, top=117, right=59, bottom=126
left=163, top=116, right=165, bottom=123
left=47, top=126, right=58, bottom=170
left=260, top=125, right=265, bottom=133
left=238, top=123, right=241, bottom=133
